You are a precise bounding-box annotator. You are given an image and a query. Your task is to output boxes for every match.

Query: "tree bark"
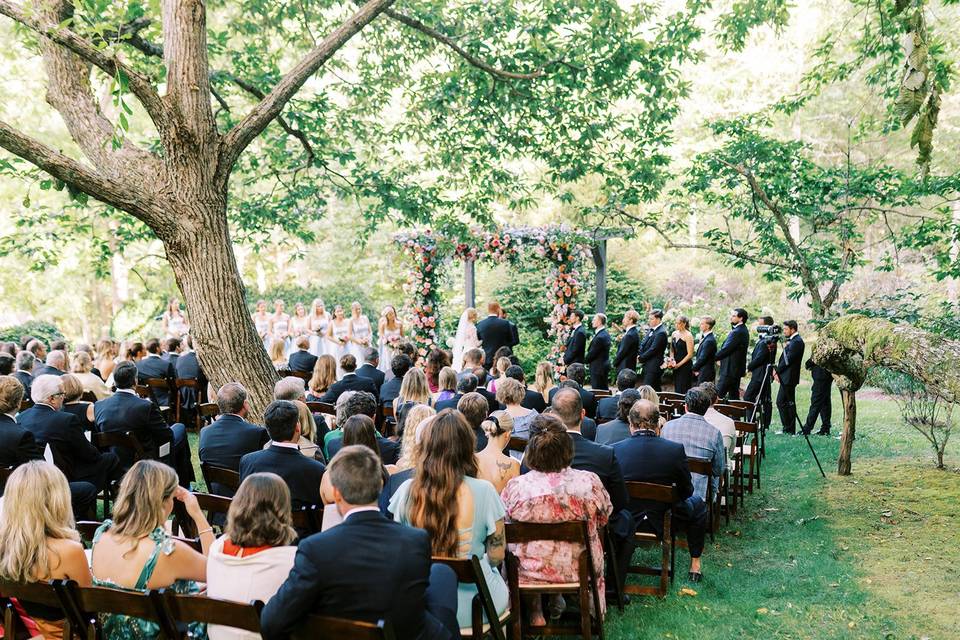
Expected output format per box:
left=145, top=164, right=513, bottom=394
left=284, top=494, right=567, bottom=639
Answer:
left=837, top=388, right=856, bottom=475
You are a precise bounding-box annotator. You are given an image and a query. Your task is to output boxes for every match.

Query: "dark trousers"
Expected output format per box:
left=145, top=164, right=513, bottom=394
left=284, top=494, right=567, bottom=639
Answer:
left=641, top=365, right=662, bottom=392
left=590, top=371, right=609, bottom=391
left=804, top=378, right=833, bottom=434
left=716, top=375, right=741, bottom=401
left=73, top=451, right=121, bottom=494
left=673, top=496, right=708, bottom=558
left=776, top=384, right=799, bottom=433
left=169, top=423, right=195, bottom=487
left=696, top=368, right=715, bottom=385
left=425, top=563, right=460, bottom=639
left=743, top=377, right=772, bottom=430
left=69, top=481, right=98, bottom=519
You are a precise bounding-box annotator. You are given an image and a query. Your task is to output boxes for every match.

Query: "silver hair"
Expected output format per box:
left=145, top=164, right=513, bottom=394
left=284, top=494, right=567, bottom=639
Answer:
left=335, top=390, right=356, bottom=425
left=46, top=350, right=67, bottom=370
left=217, top=382, right=248, bottom=414
left=15, top=351, right=35, bottom=371
left=31, top=375, right=63, bottom=404
left=274, top=376, right=306, bottom=401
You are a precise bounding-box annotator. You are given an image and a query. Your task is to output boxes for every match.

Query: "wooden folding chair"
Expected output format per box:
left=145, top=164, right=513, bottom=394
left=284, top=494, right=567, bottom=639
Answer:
left=134, top=384, right=154, bottom=401
left=505, top=521, right=603, bottom=640
left=714, top=403, right=748, bottom=421
left=76, top=520, right=103, bottom=546
left=686, top=458, right=719, bottom=541
left=18, top=398, right=33, bottom=412
left=507, top=436, right=527, bottom=454
left=658, top=391, right=684, bottom=403
left=173, top=378, right=202, bottom=428
left=733, top=420, right=760, bottom=497
left=58, top=579, right=178, bottom=640
left=591, top=388, right=612, bottom=398
left=291, top=613, right=395, bottom=639
left=0, top=578, right=74, bottom=639
left=378, top=404, right=396, bottom=437
left=433, top=555, right=512, bottom=640
left=306, top=401, right=336, bottom=417
left=291, top=505, right=321, bottom=537
left=624, top=482, right=675, bottom=598
left=92, top=431, right=146, bottom=514
left=173, top=493, right=232, bottom=537
left=196, top=403, right=220, bottom=430
left=200, top=462, right=241, bottom=497
left=288, top=370, right=312, bottom=382
left=157, top=592, right=263, bottom=639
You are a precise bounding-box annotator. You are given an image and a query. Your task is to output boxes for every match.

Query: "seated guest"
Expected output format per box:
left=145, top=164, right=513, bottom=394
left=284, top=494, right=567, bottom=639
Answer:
left=549, top=363, right=597, bottom=419
left=125, top=340, right=147, bottom=363
left=94, top=362, right=194, bottom=486
left=0, top=462, right=93, bottom=638
left=597, top=369, right=638, bottom=421
left=14, top=350, right=35, bottom=399
left=596, top=388, right=641, bottom=446
left=382, top=414, right=434, bottom=517
left=700, top=382, right=737, bottom=464
left=380, top=354, right=412, bottom=405
left=0, top=342, right=14, bottom=356
left=293, top=400, right=324, bottom=460
left=20, top=375, right=121, bottom=496
left=269, top=340, right=287, bottom=369
left=435, top=373, right=475, bottom=413
left=199, top=383, right=270, bottom=495
left=207, top=473, right=298, bottom=640
left=356, top=348, right=386, bottom=398
left=0, top=352, right=13, bottom=376
left=321, top=415, right=395, bottom=502
left=95, top=339, right=118, bottom=383
left=174, top=336, right=207, bottom=413
left=70, top=351, right=112, bottom=400
left=555, top=380, right=599, bottom=440
left=320, top=354, right=377, bottom=403
left=502, top=414, right=613, bottom=626
left=26, top=339, right=47, bottom=371
left=457, top=391, right=490, bottom=451
left=471, top=367, right=501, bottom=415
left=533, top=361, right=557, bottom=406
left=136, top=338, right=176, bottom=406
left=394, top=367, right=433, bottom=438
left=161, top=337, right=181, bottom=367
left=90, top=460, right=212, bottom=638
left=424, top=348, right=451, bottom=394
left=60, top=373, right=96, bottom=430
left=33, top=349, right=67, bottom=377
left=275, top=376, right=328, bottom=443
left=287, top=336, right=318, bottom=373
left=306, top=354, right=337, bottom=401
left=487, top=356, right=512, bottom=395
left=476, top=410, right=519, bottom=493
left=497, top=377, right=537, bottom=440
left=457, top=347, right=484, bottom=381
left=433, top=366, right=458, bottom=404
left=612, top=399, right=708, bottom=581
left=389, top=410, right=510, bottom=631
left=240, top=400, right=325, bottom=509
left=395, top=403, right=436, bottom=471
left=661, top=387, right=726, bottom=505
left=505, top=365, right=547, bottom=413
left=261, top=445, right=459, bottom=640
left=324, top=391, right=399, bottom=464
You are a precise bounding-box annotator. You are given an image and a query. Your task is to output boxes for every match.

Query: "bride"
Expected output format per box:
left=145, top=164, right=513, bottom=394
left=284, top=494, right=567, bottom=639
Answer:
left=451, top=307, right=481, bottom=371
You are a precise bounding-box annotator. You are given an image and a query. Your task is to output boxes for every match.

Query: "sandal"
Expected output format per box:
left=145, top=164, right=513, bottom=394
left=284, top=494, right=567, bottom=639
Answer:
left=688, top=571, right=703, bottom=583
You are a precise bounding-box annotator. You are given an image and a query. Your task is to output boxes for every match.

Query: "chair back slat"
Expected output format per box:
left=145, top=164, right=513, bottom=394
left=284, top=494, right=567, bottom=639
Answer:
left=306, top=402, right=336, bottom=416
left=625, top=481, right=676, bottom=503
left=715, top=403, right=748, bottom=420
left=432, top=555, right=507, bottom=640
left=200, top=463, right=241, bottom=494
left=380, top=405, right=395, bottom=418
left=735, top=420, right=759, bottom=435
left=80, top=391, right=98, bottom=403
left=291, top=505, right=320, bottom=535
left=0, top=579, right=67, bottom=611
left=162, top=592, right=263, bottom=632
left=504, top=520, right=588, bottom=545
left=77, top=520, right=102, bottom=545
left=60, top=580, right=179, bottom=639
left=193, top=492, right=232, bottom=520
left=507, top=436, right=527, bottom=453
left=92, top=430, right=146, bottom=459
left=291, top=614, right=394, bottom=640
left=686, top=457, right=712, bottom=476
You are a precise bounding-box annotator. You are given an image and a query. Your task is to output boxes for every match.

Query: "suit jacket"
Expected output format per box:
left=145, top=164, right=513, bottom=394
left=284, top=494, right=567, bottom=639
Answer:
left=12, top=370, right=33, bottom=400
left=239, top=444, right=325, bottom=508
left=580, top=417, right=598, bottom=443
left=0, top=413, right=43, bottom=469
left=136, top=355, right=175, bottom=406
left=199, top=414, right=270, bottom=494
left=584, top=328, right=611, bottom=382
left=434, top=393, right=463, bottom=413
left=260, top=511, right=444, bottom=640
left=692, top=333, right=717, bottom=381
left=569, top=431, right=627, bottom=513
left=162, top=352, right=179, bottom=368
left=476, top=315, right=519, bottom=368
left=637, top=325, right=668, bottom=385
left=548, top=384, right=597, bottom=419
left=174, top=351, right=206, bottom=410
left=613, top=326, right=640, bottom=373
left=356, top=363, right=385, bottom=398
left=521, top=388, right=547, bottom=413
left=379, top=377, right=402, bottom=405
left=595, top=418, right=630, bottom=446
left=716, top=324, right=749, bottom=379
left=563, top=325, right=587, bottom=366
left=745, top=336, right=777, bottom=400
left=596, top=394, right=619, bottom=422
left=17, top=404, right=105, bottom=481
left=326, top=435, right=401, bottom=466
left=776, top=334, right=806, bottom=386
left=32, top=365, right=65, bottom=378
left=319, top=373, right=378, bottom=404
left=476, top=387, right=502, bottom=416
left=612, top=431, right=693, bottom=523
left=93, top=390, right=173, bottom=466
left=288, top=350, right=318, bottom=374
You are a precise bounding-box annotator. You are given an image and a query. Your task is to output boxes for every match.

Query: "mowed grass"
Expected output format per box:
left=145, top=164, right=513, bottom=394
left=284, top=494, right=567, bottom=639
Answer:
left=185, top=382, right=959, bottom=639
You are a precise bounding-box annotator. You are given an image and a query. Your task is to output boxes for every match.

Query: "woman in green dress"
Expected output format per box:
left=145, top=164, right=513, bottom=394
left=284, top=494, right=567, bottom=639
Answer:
left=90, top=460, right=215, bottom=639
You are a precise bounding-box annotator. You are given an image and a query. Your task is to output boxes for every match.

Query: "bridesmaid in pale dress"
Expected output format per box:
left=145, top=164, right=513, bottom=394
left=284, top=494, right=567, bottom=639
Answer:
left=378, top=305, right=403, bottom=381
left=347, top=302, right=373, bottom=363
left=252, top=300, right=272, bottom=350
left=270, top=300, right=291, bottom=354
left=288, top=303, right=311, bottom=356
left=326, top=305, right=350, bottom=374
left=308, top=299, right=330, bottom=357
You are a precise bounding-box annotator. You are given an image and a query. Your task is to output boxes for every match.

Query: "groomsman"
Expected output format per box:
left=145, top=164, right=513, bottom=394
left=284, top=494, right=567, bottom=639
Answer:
left=774, top=320, right=805, bottom=434
left=563, top=310, right=587, bottom=366
left=743, top=316, right=777, bottom=429
left=637, top=309, right=668, bottom=390
left=584, top=314, right=612, bottom=390
left=692, top=317, right=717, bottom=384
left=612, top=309, right=640, bottom=373
left=715, top=308, right=750, bottom=400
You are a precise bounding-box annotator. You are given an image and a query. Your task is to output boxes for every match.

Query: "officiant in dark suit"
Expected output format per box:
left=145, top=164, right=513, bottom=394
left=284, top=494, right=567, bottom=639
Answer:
left=476, top=301, right=519, bottom=368
left=612, top=309, right=640, bottom=373
left=584, top=313, right=612, bottom=390
left=637, top=309, right=668, bottom=390
left=563, top=309, right=587, bottom=366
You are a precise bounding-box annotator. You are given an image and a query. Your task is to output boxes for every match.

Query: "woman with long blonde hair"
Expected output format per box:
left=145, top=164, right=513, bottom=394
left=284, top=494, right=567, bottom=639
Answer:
left=394, top=367, right=432, bottom=436
left=269, top=339, right=287, bottom=370
left=307, top=354, right=337, bottom=400
left=534, top=361, right=557, bottom=403
left=0, top=462, right=91, bottom=639
left=94, top=339, right=117, bottom=382
left=292, top=400, right=322, bottom=460
left=395, top=403, right=436, bottom=470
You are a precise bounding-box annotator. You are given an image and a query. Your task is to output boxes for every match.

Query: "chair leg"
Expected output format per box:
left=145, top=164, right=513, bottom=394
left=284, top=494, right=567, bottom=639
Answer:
left=604, top=530, right=624, bottom=613
left=747, top=454, right=755, bottom=494
left=578, top=555, right=593, bottom=639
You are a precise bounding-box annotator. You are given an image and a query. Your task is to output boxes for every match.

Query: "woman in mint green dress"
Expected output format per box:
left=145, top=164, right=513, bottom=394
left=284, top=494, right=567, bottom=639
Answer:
left=90, top=461, right=216, bottom=639
left=389, top=410, right=510, bottom=630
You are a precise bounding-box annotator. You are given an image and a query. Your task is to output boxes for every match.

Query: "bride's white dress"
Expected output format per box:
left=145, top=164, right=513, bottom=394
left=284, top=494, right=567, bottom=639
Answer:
left=452, top=312, right=481, bottom=371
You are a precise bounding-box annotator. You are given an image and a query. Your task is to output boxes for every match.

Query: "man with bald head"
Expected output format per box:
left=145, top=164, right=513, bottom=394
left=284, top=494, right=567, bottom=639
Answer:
left=33, top=350, right=67, bottom=377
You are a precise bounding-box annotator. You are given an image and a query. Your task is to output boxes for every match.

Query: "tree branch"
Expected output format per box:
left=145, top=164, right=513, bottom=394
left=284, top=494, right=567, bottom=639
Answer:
left=218, top=0, right=396, bottom=181
left=161, top=0, right=216, bottom=147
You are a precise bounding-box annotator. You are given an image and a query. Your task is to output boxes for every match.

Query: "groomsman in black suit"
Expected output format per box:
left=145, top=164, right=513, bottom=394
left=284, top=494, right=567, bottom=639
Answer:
left=584, top=313, right=612, bottom=390
left=637, top=309, right=668, bottom=390
left=563, top=309, right=587, bottom=367
left=774, top=320, right=805, bottom=434
left=743, top=316, right=777, bottom=430
left=612, top=309, right=640, bottom=373
left=715, top=308, right=750, bottom=400
left=476, top=301, right=519, bottom=368
left=692, top=317, right=717, bottom=384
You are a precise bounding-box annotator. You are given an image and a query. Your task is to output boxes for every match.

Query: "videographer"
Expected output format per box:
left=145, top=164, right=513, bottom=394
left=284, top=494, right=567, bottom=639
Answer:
left=773, top=320, right=805, bottom=435
left=743, top=316, right=778, bottom=430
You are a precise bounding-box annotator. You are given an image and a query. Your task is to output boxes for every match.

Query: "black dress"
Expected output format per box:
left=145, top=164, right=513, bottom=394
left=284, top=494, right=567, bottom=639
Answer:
left=672, top=336, right=693, bottom=394
left=62, top=401, right=96, bottom=431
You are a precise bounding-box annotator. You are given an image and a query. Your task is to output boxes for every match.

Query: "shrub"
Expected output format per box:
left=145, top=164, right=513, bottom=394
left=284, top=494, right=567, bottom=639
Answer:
left=0, top=320, right=64, bottom=349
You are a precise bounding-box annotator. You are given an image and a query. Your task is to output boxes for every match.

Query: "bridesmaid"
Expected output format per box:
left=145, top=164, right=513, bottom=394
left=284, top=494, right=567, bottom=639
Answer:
left=162, top=298, right=190, bottom=339
left=289, top=303, right=311, bottom=355
left=668, top=315, right=696, bottom=394
left=308, top=298, right=330, bottom=357
left=377, top=305, right=403, bottom=380
left=326, top=305, right=350, bottom=373
left=348, top=302, right=373, bottom=363
left=270, top=300, right=291, bottom=355
left=252, top=300, right=272, bottom=349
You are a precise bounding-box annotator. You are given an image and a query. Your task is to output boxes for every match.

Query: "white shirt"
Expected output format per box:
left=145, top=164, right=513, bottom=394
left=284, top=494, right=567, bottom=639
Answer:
left=705, top=407, right=737, bottom=467
left=117, top=388, right=137, bottom=396
left=270, top=441, right=300, bottom=450
left=342, top=505, right=381, bottom=521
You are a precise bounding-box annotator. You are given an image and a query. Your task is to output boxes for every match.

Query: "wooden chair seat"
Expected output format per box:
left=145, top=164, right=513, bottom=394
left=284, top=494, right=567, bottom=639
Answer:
left=200, top=462, right=241, bottom=496
left=291, top=613, right=395, bottom=639
left=433, top=555, right=510, bottom=640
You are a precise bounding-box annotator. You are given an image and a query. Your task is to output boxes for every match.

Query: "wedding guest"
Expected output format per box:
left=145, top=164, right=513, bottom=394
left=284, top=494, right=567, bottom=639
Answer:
left=700, top=382, right=736, bottom=464
left=396, top=339, right=419, bottom=366
left=472, top=367, right=501, bottom=415
left=457, top=347, right=484, bottom=382
left=174, top=336, right=207, bottom=415
left=321, top=415, right=394, bottom=503
left=497, top=377, right=537, bottom=441
left=252, top=299, right=272, bottom=348
left=162, top=337, right=181, bottom=368
left=476, top=301, right=518, bottom=368
left=308, top=299, right=330, bottom=357
left=585, top=313, right=612, bottom=390
left=667, top=316, right=696, bottom=394
left=70, top=351, right=112, bottom=399
left=597, top=369, right=638, bottom=422
left=424, top=348, right=450, bottom=394
left=0, top=462, right=92, bottom=638
left=502, top=414, right=612, bottom=625
left=563, top=309, right=587, bottom=366
left=395, top=404, right=436, bottom=470
left=715, top=308, right=750, bottom=400
left=320, top=354, right=377, bottom=404
left=306, top=354, right=337, bottom=401
left=476, top=410, right=519, bottom=493
left=0, top=353, right=13, bottom=376
left=162, top=297, right=190, bottom=339
left=0, top=342, right=15, bottom=357
left=26, top=339, right=47, bottom=370
left=199, top=383, right=270, bottom=496
left=613, top=309, right=641, bottom=373
left=596, top=388, right=641, bottom=446
left=33, top=349, right=67, bottom=377
left=394, top=366, right=432, bottom=434
left=435, top=373, right=474, bottom=413
left=661, top=387, right=726, bottom=506
left=504, top=365, right=547, bottom=413
left=125, top=341, right=146, bottom=362
left=452, top=308, right=480, bottom=372
left=389, top=410, right=510, bottom=630
left=380, top=354, right=411, bottom=405
left=382, top=415, right=435, bottom=516
left=549, top=363, right=597, bottom=419
left=487, top=356, right=512, bottom=395
left=377, top=305, right=404, bottom=378
left=534, top=361, right=557, bottom=405
left=90, top=461, right=212, bottom=637
left=94, top=339, right=117, bottom=382
left=457, top=391, right=490, bottom=451
left=136, top=338, right=176, bottom=406
left=60, top=374, right=96, bottom=430
left=432, top=366, right=456, bottom=405
left=692, top=316, right=718, bottom=384
left=269, top=339, right=287, bottom=370
left=206, top=473, right=297, bottom=640
left=638, top=308, right=668, bottom=391
left=356, top=348, right=385, bottom=397
left=287, top=336, right=318, bottom=373
left=291, top=401, right=323, bottom=460
left=325, top=394, right=399, bottom=465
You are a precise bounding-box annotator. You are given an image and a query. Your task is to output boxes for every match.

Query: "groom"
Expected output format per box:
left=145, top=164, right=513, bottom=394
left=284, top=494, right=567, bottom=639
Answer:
left=476, top=301, right=519, bottom=368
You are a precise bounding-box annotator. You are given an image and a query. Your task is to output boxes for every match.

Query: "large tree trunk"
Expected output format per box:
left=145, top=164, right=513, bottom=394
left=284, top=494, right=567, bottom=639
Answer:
left=837, top=389, right=856, bottom=475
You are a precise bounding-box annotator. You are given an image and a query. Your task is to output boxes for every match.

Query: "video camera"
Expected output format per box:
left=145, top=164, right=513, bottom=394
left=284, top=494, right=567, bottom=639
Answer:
left=756, top=324, right=782, bottom=342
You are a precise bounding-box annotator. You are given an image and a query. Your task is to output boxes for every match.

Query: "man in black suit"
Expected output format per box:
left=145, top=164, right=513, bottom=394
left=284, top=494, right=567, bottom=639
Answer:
left=240, top=400, right=326, bottom=509
left=715, top=308, right=750, bottom=400
left=19, top=374, right=121, bottom=496
left=174, top=336, right=207, bottom=417
left=471, top=368, right=501, bottom=415
left=505, top=365, right=547, bottom=413
left=25, top=339, right=46, bottom=373
left=743, top=316, right=777, bottom=430
left=596, top=388, right=640, bottom=446
left=774, top=320, right=805, bottom=434
left=198, top=382, right=270, bottom=496
left=32, top=350, right=67, bottom=377
left=804, top=359, right=833, bottom=436
left=320, top=354, right=377, bottom=403
left=549, top=364, right=597, bottom=419
left=584, top=313, right=612, bottom=390
left=136, top=338, right=176, bottom=407
left=562, top=309, right=587, bottom=367
left=612, top=399, right=708, bottom=581
left=356, top=348, right=386, bottom=398
left=380, top=354, right=411, bottom=406
left=597, top=369, right=638, bottom=422
left=13, top=350, right=35, bottom=400
left=612, top=309, right=641, bottom=374
left=326, top=391, right=400, bottom=465
left=475, top=301, right=519, bottom=369
left=261, top=445, right=458, bottom=640
left=94, top=361, right=194, bottom=485
left=692, top=317, right=718, bottom=384
left=456, top=348, right=484, bottom=382
left=287, top=336, right=318, bottom=373
left=637, top=309, right=668, bottom=390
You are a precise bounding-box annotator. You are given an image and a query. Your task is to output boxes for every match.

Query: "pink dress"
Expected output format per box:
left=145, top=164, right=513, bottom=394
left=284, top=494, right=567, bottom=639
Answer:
left=500, top=467, right=612, bottom=615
